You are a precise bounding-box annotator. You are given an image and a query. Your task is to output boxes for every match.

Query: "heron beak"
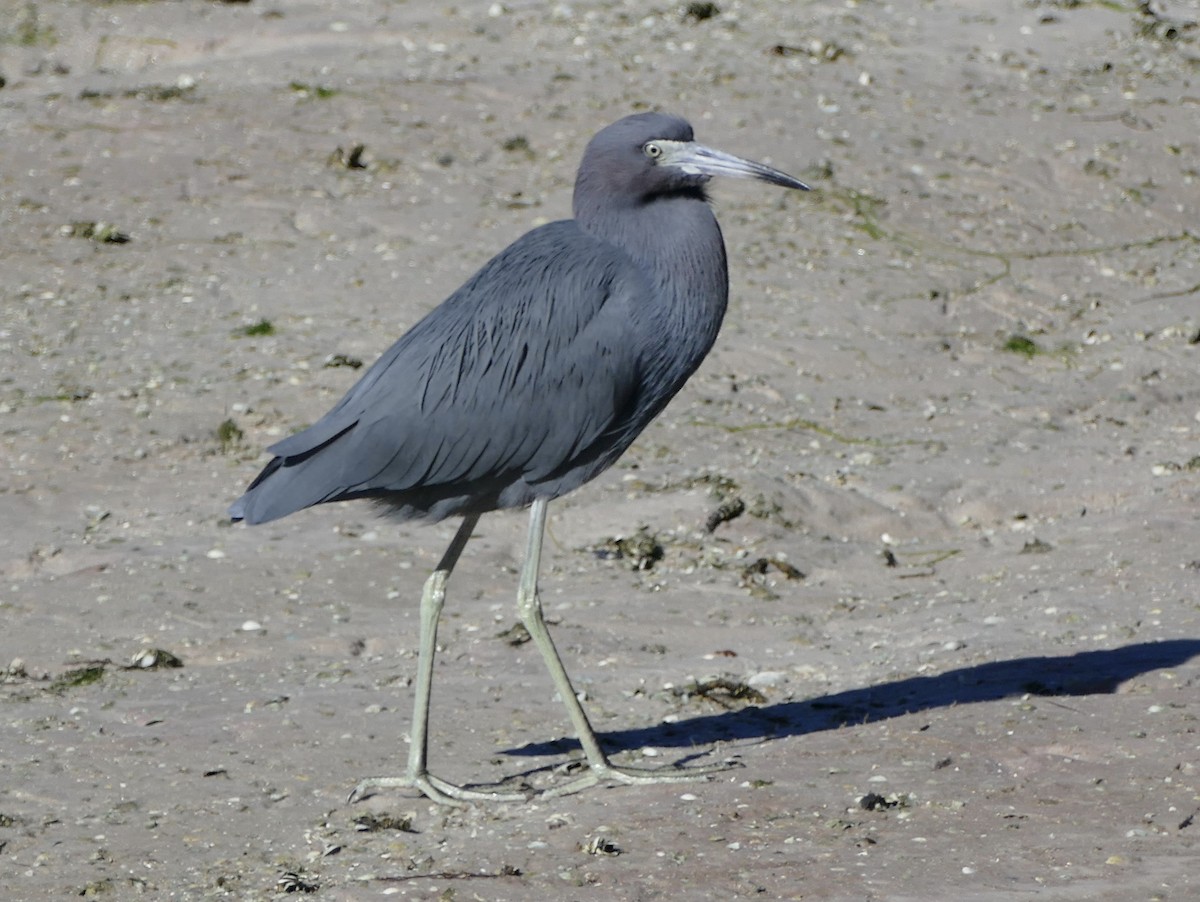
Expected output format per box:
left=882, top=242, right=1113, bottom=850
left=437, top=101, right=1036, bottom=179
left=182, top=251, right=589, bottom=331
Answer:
left=659, top=141, right=810, bottom=191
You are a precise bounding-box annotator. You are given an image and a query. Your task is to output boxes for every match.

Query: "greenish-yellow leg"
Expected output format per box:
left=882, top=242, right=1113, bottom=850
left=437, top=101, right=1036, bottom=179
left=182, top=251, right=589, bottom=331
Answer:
left=517, top=498, right=728, bottom=799
left=349, top=514, right=525, bottom=805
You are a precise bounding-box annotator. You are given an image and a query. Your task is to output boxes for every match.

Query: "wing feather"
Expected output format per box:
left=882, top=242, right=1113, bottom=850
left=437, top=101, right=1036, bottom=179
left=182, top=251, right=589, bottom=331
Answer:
left=231, top=221, right=650, bottom=524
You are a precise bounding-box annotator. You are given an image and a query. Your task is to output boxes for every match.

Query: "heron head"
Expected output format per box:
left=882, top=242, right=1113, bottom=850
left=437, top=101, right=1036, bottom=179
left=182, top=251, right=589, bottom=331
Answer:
left=576, top=112, right=808, bottom=209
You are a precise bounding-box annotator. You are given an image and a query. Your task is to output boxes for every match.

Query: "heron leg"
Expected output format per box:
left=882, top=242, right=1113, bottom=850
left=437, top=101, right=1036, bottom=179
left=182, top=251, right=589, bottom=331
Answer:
left=349, top=514, right=526, bottom=806
left=518, top=498, right=730, bottom=799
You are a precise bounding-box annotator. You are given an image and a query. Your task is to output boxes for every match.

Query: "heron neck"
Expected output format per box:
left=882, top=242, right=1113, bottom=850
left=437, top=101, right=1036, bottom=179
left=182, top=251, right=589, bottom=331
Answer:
left=578, top=195, right=730, bottom=352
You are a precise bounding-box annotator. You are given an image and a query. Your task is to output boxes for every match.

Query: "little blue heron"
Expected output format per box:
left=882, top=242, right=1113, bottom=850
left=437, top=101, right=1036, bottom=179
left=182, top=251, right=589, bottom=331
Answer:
left=230, top=112, right=808, bottom=804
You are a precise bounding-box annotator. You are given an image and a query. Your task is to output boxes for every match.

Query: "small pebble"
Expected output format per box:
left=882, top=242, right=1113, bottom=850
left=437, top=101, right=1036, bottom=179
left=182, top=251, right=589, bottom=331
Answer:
left=748, top=670, right=786, bottom=689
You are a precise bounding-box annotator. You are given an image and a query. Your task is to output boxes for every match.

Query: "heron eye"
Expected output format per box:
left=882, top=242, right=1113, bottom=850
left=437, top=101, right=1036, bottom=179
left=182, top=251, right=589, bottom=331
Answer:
left=643, top=142, right=663, bottom=160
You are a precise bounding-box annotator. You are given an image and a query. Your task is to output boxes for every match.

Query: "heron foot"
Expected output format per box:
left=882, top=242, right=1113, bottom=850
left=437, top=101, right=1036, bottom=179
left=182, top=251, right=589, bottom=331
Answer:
left=349, top=771, right=529, bottom=807
left=538, top=758, right=736, bottom=799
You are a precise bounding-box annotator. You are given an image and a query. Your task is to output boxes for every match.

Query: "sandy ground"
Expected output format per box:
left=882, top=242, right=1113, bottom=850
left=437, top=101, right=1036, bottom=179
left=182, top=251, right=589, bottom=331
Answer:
left=2, top=0, right=1199, bottom=898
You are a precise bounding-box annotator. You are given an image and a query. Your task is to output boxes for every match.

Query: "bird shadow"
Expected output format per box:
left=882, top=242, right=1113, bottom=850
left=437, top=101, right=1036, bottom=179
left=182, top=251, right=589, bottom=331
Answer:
left=504, top=639, right=1200, bottom=760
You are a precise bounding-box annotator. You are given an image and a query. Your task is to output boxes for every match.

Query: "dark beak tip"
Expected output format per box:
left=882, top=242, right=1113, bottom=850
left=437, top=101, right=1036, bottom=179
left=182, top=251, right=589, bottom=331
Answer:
left=765, top=175, right=810, bottom=192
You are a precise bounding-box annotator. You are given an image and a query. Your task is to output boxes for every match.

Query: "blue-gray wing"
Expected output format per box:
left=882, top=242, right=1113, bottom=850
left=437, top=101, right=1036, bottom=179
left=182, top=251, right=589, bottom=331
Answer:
left=231, top=221, right=650, bottom=524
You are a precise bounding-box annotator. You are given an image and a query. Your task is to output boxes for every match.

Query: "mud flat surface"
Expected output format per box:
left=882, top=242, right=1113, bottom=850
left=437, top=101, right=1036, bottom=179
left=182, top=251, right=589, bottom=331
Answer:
left=1, top=0, right=1198, bottom=898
